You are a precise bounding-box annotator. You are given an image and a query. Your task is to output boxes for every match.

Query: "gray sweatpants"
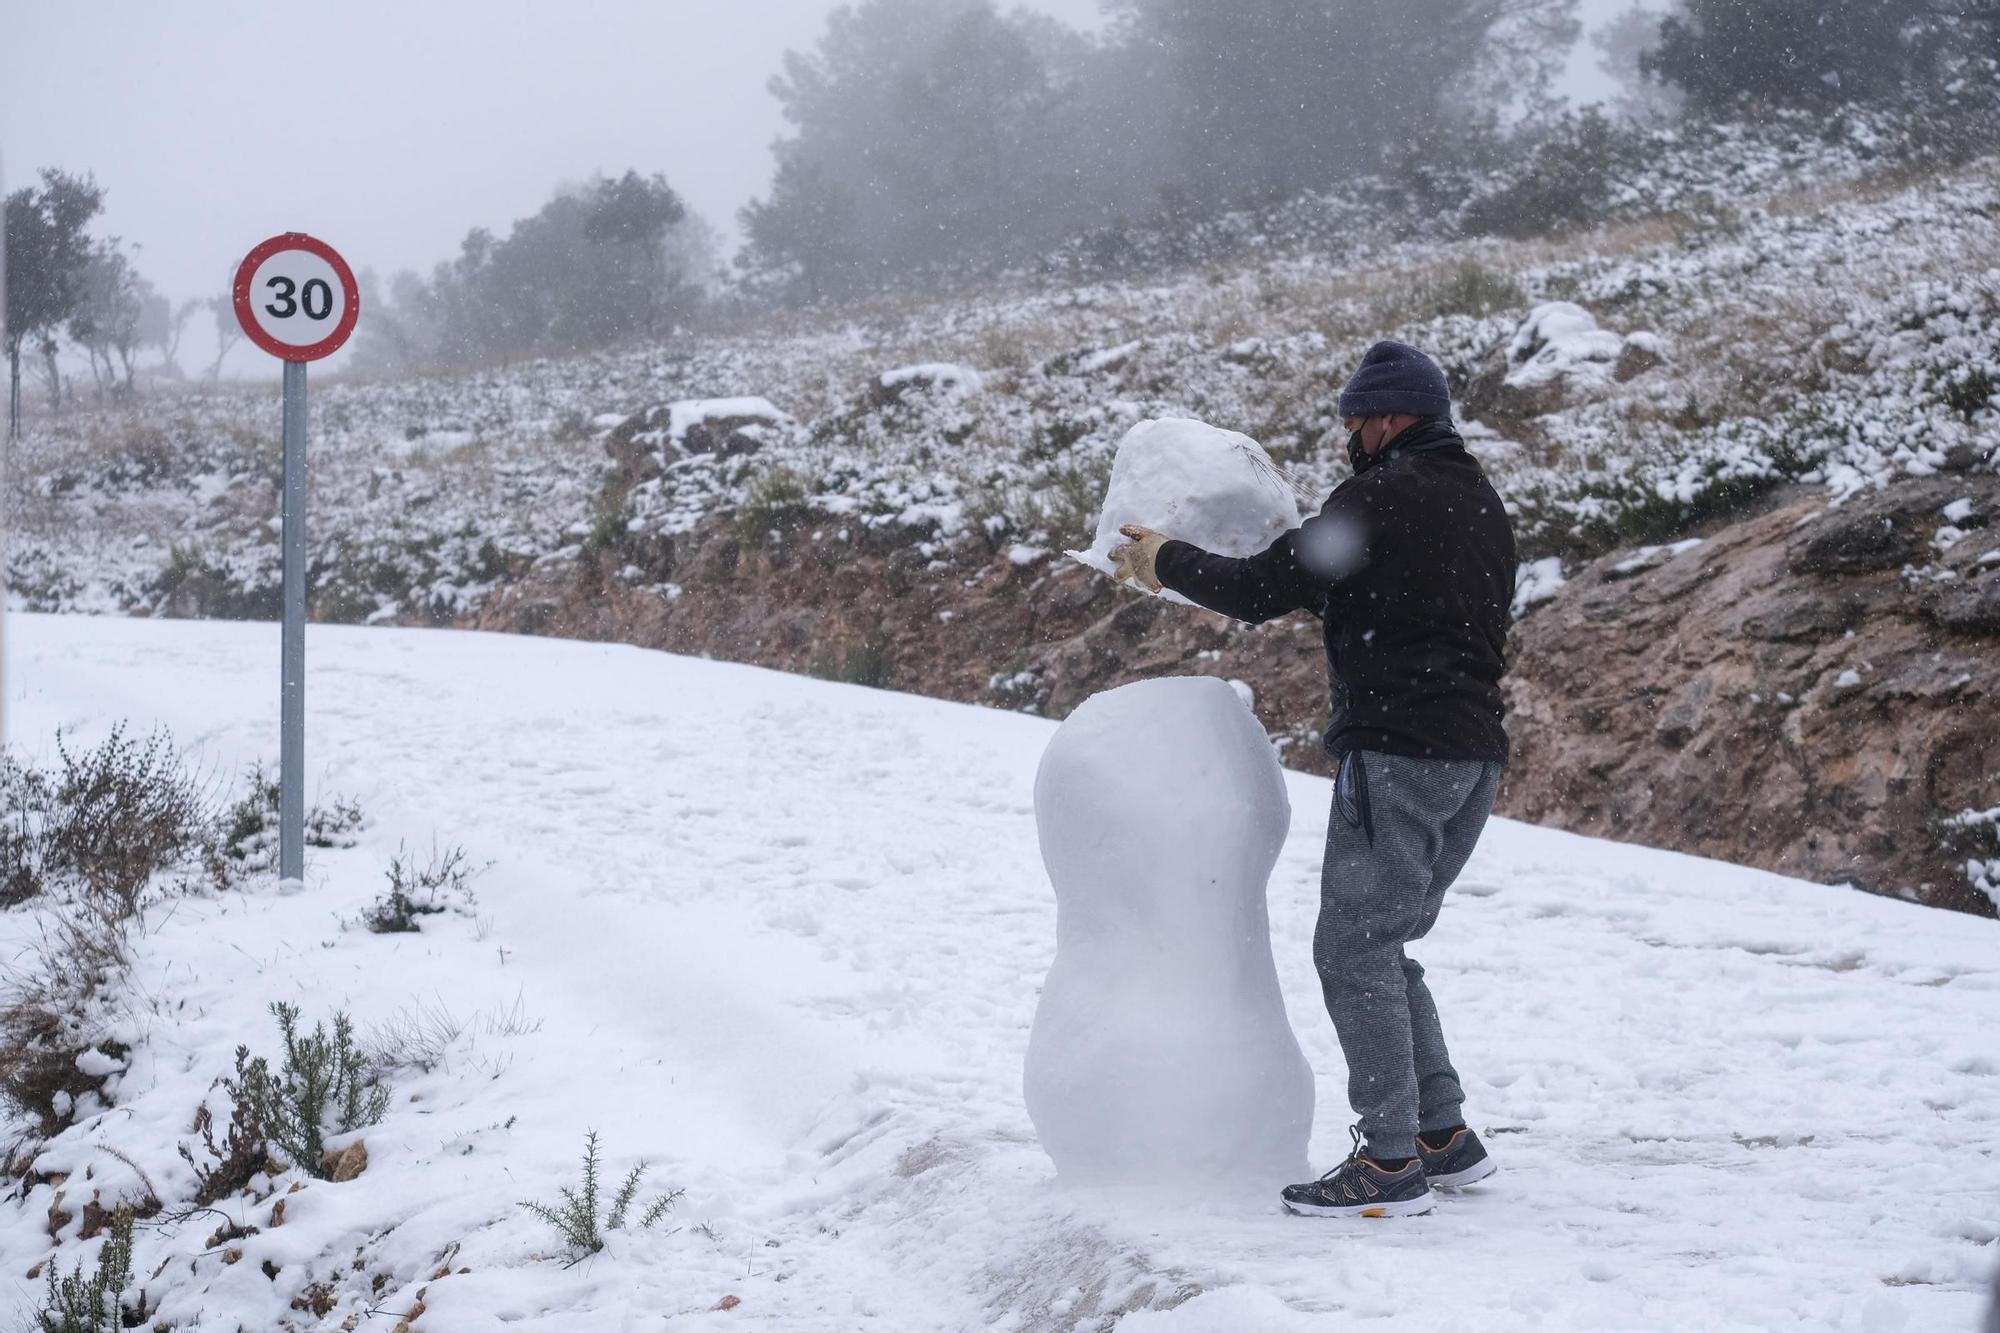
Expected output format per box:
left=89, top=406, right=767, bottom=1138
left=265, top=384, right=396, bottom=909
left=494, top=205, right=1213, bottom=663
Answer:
left=1315, top=750, right=1502, bottom=1162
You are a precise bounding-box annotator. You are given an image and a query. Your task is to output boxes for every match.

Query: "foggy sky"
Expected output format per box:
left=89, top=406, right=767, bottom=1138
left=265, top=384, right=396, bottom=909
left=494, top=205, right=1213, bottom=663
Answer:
left=3, top=0, right=1624, bottom=377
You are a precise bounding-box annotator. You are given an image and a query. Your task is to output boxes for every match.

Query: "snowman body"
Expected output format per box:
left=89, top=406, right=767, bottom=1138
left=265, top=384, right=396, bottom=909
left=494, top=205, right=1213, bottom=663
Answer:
left=1024, top=676, right=1314, bottom=1186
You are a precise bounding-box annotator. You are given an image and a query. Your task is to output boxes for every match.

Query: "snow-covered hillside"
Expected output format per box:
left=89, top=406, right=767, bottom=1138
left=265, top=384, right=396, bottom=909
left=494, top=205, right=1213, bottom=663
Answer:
left=4, top=615, right=1997, bottom=1330
left=8, top=155, right=1998, bottom=629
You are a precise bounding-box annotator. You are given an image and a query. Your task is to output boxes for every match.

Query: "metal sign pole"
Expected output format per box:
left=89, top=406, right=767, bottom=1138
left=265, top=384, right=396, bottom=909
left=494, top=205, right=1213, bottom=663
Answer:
left=280, top=360, right=307, bottom=886
left=234, top=231, right=355, bottom=892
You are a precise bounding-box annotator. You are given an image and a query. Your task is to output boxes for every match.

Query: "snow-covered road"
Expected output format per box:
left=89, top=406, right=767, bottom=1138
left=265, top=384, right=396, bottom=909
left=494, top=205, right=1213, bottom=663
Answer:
left=4, top=614, right=1997, bottom=1331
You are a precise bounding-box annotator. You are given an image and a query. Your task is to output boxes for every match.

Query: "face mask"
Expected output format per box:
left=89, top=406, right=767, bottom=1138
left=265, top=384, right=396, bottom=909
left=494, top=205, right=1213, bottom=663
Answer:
left=1347, top=430, right=1377, bottom=476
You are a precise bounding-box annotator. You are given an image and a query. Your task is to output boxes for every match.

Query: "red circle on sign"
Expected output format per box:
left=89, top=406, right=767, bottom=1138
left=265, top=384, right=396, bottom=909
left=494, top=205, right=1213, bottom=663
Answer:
left=232, top=233, right=360, bottom=363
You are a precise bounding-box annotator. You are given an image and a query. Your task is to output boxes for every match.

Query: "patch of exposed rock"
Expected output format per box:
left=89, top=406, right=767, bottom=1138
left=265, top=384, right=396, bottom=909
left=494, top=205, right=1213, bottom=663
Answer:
left=1502, top=474, right=2000, bottom=914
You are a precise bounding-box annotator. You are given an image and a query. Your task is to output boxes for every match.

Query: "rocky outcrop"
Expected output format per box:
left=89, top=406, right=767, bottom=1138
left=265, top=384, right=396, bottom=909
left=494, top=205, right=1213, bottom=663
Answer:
left=1502, top=474, right=2000, bottom=914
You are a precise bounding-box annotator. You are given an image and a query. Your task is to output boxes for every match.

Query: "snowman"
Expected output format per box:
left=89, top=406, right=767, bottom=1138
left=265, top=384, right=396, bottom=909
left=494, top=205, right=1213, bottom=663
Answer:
left=1024, top=675, right=1314, bottom=1186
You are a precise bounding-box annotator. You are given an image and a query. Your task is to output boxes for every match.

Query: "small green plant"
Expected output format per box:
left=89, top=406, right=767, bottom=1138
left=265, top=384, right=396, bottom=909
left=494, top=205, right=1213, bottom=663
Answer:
left=363, top=842, right=473, bottom=933
left=734, top=468, right=815, bottom=546
left=240, top=1002, right=388, bottom=1178
left=520, top=1130, right=684, bottom=1263
left=36, top=1202, right=138, bottom=1332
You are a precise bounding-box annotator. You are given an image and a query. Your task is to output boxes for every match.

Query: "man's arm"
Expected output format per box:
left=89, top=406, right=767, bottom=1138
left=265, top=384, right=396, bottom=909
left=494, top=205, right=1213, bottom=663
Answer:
left=1154, top=531, right=1321, bottom=625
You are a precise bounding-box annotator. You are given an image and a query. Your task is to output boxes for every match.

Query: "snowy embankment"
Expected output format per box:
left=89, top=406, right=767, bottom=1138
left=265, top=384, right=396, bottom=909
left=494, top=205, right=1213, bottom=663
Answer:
left=5, top=615, right=1999, bottom=1331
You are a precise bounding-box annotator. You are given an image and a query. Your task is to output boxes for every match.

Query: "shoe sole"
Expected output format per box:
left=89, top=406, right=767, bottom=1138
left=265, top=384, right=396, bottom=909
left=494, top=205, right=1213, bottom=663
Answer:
left=1426, top=1158, right=1498, bottom=1190
left=1282, top=1192, right=1434, bottom=1219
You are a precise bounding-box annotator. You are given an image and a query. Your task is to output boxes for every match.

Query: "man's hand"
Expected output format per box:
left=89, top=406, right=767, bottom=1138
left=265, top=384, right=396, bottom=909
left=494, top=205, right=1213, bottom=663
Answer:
left=1109, top=523, right=1169, bottom=592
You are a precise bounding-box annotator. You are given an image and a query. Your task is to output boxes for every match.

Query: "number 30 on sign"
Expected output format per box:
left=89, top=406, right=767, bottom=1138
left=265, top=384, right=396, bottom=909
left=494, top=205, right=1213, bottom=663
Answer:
left=232, top=233, right=360, bottom=362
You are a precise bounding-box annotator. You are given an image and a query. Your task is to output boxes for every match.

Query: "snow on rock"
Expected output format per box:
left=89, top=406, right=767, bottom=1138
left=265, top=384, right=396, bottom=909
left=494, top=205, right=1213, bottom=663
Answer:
left=665, top=396, right=794, bottom=454
left=1511, top=555, right=1567, bottom=618
left=1070, top=418, right=1302, bottom=596
left=1608, top=537, right=1704, bottom=578
left=877, top=362, right=983, bottom=398
left=73, top=1047, right=126, bottom=1078
left=608, top=396, right=796, bottom=462
left=1025, top=677, right=1313, bottom=1186
left=1505, top=301, right=1628, bottom=389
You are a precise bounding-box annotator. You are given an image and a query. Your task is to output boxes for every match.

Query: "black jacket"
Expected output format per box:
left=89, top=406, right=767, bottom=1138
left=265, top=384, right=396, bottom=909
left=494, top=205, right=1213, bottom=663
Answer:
left=1154, top=419, right=1515, bottom=763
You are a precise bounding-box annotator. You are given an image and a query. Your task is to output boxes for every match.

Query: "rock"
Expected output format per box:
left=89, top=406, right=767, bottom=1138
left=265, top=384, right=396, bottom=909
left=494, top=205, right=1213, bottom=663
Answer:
left=324, top=1140, right=369, bottom=1183
left=1926, top=571, right=2000, bottom=636
left=1505, top=475, right=2000, bottom=915
left=1786, top=477, right=1970, bottom=575
left=1790, top=512, right=1918, bottom=574
left=608, top=397, right=794, bottom=463
left=715, top=1294, right=743, bottom=1311
left=269, top=1197, right=286, bottom=1227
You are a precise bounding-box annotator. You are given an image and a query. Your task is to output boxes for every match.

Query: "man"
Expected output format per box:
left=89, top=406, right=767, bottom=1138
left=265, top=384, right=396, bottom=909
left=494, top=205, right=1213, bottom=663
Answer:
left=1109, top=340, right=1515, bottom=1220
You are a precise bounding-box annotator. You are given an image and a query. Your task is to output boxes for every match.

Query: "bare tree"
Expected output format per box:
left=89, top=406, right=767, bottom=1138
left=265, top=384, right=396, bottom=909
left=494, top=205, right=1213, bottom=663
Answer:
left=70, top=242, right=150, bottom=400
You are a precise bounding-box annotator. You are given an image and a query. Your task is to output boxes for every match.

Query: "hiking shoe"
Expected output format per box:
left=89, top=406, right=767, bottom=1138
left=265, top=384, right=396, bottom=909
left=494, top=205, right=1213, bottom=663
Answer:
left=1281, top=1127, right=1434, bottom=1219
left=1416, top=1125, right=1497, bottom=1189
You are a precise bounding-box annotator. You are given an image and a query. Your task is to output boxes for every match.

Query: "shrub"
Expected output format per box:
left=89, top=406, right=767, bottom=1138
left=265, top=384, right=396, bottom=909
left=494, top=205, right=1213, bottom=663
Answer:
left=0, top=727, right=209, bottom=918
left=0, top=753, right=52, bottom=908
left=363, top=842, right=474, bottom=934
left=734, top=468, right=815, bottom=547
left=0, top=906, right=131, bottom=1135
left=239, top=1002, right=388, bottom=1178
left=149, top=544, right=281, bottom=621
left=212, top=763, right=365, bottom=882
left=35, top=1202, right=142, bottom=1333
left=1461, top=110, right=1644, bottom=239
left=177, top=1046, right=272, bottom=1207
left=520, top=1130, right=684, bottom=1263
left=1381, top=257, right=1525, bottom=325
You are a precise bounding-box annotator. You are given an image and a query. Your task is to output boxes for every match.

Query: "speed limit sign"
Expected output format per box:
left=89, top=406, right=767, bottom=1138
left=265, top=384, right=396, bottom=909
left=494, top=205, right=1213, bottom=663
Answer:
left=232, top=231, right=360, bottom=891
left=232, top=233, right=359, bottom=362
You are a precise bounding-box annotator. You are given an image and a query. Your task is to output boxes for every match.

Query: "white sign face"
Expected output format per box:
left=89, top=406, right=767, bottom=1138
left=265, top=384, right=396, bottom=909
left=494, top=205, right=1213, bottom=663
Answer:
left=245, top=248, right=350, bottom=347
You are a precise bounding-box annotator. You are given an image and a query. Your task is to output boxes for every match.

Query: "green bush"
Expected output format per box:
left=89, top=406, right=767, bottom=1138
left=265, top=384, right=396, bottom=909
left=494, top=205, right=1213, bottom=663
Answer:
left=240, top=1002, right=388, bottom=1178
left=734, top=468, right=816, bottom=546
left=1461, top=110, right=1643, bottom=239
left=36, top=1203, right=140, bottom=1333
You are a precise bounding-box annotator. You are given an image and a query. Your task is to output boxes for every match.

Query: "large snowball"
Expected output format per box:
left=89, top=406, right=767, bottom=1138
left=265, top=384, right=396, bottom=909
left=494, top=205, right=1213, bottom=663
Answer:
left=1025, top=676, right=1315, bottom=1188
left=1069, top=418, right=1303, bottom=595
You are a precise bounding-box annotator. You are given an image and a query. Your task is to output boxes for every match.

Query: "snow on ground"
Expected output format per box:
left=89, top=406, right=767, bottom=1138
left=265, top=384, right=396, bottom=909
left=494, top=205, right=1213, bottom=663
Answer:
left=4, top=614, right=1999, bottom=1331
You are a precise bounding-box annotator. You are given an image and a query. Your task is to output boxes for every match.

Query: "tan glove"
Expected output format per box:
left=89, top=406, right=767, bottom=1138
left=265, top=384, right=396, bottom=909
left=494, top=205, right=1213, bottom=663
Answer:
left=1109, top=523, right=1169, bottom=592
